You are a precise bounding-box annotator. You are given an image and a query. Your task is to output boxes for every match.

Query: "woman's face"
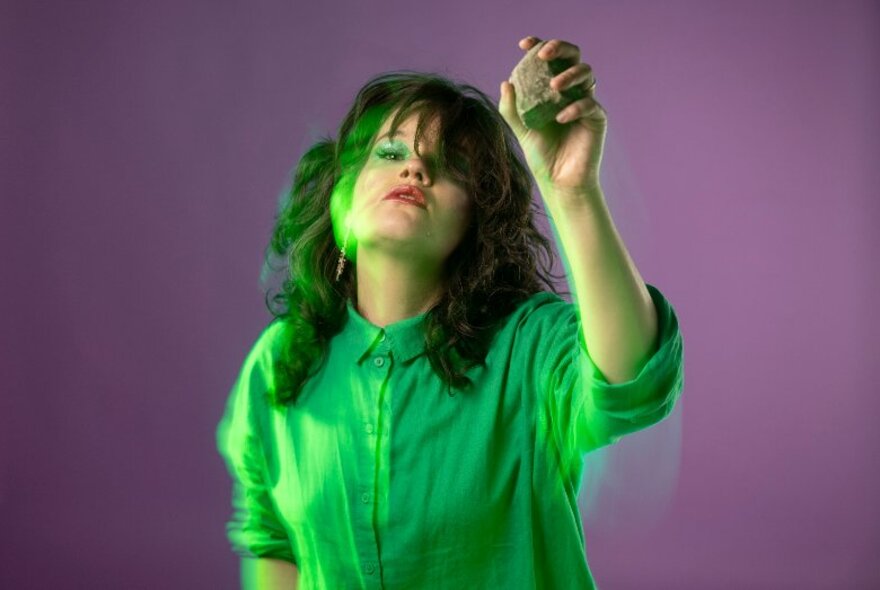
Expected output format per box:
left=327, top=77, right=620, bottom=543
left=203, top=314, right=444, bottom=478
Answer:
left=348, top=109, right=472, bottom=269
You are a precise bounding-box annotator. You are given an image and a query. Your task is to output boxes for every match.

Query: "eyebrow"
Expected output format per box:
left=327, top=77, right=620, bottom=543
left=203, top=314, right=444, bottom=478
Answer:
left=375, top=130, right=407, bottom=144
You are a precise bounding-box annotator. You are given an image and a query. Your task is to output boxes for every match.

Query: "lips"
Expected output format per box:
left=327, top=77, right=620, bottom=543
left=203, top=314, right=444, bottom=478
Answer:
left=382, top=185, right=427, bottom=209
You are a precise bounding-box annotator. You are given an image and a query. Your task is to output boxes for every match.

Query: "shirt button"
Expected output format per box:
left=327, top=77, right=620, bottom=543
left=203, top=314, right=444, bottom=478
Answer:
left=373, top=356, right=385, bottom=367
left=365, top=424, right=374, bottom=434
left=361, top=492, right=371, bottom=503
left=365, top=563, right=376, bottom=574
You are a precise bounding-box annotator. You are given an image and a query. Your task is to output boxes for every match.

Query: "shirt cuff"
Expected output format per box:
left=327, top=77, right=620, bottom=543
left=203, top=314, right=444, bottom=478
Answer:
left=574, top=283, right=685, bottom=446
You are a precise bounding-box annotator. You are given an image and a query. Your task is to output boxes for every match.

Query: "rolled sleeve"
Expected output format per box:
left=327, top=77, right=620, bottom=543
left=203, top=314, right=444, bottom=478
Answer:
left=538, top=284, right=684, bottom=459
left=215, top=321, right=296, bottom=564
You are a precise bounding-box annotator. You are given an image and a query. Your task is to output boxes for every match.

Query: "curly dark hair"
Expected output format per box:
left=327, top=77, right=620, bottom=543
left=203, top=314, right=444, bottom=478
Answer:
left=260, top=70, right=568, bottom=407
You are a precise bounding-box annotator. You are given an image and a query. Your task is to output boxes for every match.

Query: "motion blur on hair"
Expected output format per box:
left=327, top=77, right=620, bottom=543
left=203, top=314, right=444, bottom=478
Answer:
left=260, top=71, right=568, bottom=406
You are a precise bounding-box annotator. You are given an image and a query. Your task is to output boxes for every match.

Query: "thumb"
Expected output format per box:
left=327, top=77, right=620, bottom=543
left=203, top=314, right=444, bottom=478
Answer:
left=498, top=80, right=527, bottom=138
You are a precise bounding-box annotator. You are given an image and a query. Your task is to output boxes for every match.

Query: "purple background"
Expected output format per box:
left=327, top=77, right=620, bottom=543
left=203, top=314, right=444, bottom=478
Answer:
left=2, top=0, right=878, bottom=588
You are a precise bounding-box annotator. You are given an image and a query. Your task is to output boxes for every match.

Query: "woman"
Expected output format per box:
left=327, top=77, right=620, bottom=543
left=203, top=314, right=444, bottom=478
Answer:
left=217, top=36, right=684, bottom=589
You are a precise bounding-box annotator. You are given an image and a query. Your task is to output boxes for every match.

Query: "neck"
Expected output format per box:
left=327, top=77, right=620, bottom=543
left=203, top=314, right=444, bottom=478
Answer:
left=354, top=248, right=444, bottom=327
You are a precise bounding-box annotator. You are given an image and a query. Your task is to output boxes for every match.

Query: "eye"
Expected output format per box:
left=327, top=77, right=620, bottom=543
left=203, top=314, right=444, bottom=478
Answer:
left=376, top=140, right=408, bottom=161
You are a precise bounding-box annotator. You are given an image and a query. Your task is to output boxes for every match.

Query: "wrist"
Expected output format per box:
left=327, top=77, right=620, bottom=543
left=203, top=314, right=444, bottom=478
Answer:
left=539, top=182, right=606, bottom=214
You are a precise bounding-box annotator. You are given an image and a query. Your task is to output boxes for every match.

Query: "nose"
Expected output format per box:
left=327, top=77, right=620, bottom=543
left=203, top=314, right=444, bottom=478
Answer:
left=400, top=156, right=432, bottom=186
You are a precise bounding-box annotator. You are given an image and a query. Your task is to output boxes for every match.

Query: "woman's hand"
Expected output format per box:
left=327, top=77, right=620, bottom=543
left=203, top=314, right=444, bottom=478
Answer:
left=498, top=36, right=608, bottom=205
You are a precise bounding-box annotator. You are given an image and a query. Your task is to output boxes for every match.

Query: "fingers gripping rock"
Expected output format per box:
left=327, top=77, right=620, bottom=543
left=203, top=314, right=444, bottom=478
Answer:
left=509, top=40, right=589, bottom=129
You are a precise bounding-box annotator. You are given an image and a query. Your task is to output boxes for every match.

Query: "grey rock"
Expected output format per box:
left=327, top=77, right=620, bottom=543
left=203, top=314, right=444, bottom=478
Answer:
left=509, top=40, right=589, bottom=129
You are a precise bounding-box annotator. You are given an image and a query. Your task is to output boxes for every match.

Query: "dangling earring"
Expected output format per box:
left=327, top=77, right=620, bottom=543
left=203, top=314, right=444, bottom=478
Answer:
left=335, top=217, right=352, bottom=282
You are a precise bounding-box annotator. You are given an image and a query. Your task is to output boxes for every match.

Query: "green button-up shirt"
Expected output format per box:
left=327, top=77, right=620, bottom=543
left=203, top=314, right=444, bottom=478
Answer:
left=217, top=283, right=684, bottom=589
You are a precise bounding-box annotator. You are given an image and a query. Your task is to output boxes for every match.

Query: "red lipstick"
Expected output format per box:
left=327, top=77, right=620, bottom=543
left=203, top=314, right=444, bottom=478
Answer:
left=382, top=185, right=427, bottom=209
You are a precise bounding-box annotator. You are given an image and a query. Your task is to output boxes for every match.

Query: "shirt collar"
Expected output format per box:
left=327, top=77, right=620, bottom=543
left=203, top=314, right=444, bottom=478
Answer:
left=341, top=300, right=430, bottom=364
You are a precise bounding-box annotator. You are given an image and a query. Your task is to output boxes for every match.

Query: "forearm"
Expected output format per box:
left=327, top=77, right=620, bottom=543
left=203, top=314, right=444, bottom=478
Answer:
left=241, top=557, right=299, bottom=589
left=542, top=184, right=658, bottom=384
